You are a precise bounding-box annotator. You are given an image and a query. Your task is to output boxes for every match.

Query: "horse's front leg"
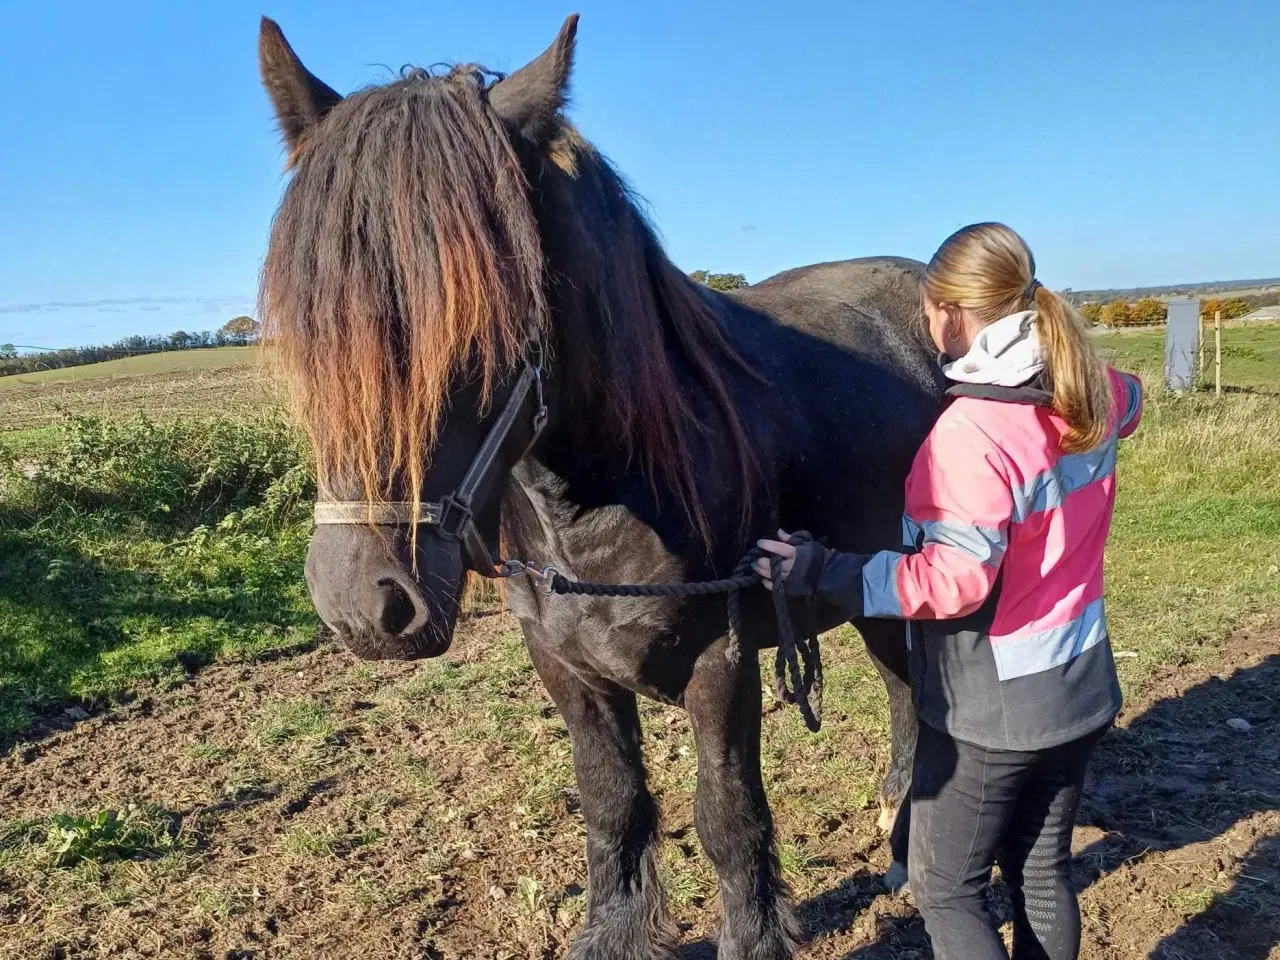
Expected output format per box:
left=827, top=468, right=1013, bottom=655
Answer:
left=684, top=635, right=799, bottom=960
left=525, top=639, right=678, bottom=960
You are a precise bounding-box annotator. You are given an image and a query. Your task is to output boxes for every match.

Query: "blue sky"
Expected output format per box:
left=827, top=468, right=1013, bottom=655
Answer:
left=1, top=1, right=1275, bottom=349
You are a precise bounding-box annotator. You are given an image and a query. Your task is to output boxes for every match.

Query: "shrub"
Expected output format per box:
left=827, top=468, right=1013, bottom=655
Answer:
left=1130, top=298, right=1167, bottom=327
left=1099, top=298, right=1132, bottom=328
left=1202, top=296, right=1253, bottom=321
left=10, top=412, right=312, bottom=527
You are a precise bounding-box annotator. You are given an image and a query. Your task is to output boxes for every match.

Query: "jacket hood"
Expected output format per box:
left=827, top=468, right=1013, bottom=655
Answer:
left=943, top=310, right=1045, bottom=388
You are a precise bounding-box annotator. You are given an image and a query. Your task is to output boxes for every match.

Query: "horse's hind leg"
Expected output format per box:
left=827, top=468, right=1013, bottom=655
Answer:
left=526, top=642, right=677, bottom=960
left=685, top=635, right=799, bottom=960
left=857, top=617, right=915, bottom=883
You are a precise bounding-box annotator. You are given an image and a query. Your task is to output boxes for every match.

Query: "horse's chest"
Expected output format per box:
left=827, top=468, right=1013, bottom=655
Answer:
left=503, top=486, right=706, bottom=700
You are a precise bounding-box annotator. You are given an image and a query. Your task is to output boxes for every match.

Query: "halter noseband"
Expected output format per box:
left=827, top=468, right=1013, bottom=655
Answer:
left=311, top=342, right=548, bottom=578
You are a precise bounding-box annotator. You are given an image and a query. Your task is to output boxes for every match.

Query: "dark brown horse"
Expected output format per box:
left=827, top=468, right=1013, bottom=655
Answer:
left=258, top=15, right=943, bottom=959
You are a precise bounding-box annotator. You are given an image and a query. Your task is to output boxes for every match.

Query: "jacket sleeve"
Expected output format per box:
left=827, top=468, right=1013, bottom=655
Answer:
left=1114, top=369, right=1143, bottom=439
left=860, top=413, right=1014, bottom=621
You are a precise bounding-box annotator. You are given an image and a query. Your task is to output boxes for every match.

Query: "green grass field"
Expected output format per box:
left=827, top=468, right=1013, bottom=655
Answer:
left=2, top=326, right=1278, bottom=731
left=0, top=346, right=255, bottom=389
left=0, top=414, right=318, bottom=731
left=3, top=325, right=1275, bottom=394
left=2, top=326, right=1273, bottom=435
left=1097, top=322, right=1280, bottom=392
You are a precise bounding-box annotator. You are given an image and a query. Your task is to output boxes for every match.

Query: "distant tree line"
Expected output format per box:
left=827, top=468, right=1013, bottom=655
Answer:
left=1065, top=278, right=1280, bottom=304
left=689, top=270, right=749, bottom=292
left=1078, top=291, right=1277, bottom=328
left=0, top=316, right=260, bottom=377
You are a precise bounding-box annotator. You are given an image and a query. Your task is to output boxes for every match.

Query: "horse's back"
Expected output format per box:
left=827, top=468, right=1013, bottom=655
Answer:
left=731, top=255, right=938, bottom=391
left=744, top=255, right=924, bottom=307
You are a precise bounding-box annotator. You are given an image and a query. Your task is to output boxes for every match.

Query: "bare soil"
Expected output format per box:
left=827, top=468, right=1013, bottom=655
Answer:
left=1, top=612, right=1276, bottom=960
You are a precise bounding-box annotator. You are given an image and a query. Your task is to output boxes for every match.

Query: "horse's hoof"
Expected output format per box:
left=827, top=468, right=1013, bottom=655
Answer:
left=883, top=861, right=910, bottom=895
left=877, top=802, right=898, bottom=834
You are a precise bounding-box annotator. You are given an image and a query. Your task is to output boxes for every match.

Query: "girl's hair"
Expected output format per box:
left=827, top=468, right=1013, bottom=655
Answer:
left=924, top=222, right=1112, bottom=453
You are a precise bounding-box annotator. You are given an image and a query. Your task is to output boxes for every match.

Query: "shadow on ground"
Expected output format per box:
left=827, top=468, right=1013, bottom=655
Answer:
left=709, top=631, right=1280, bottom=959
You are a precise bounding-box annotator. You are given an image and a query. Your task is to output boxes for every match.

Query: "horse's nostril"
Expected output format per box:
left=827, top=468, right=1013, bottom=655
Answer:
left=375, top=580, right=418, bottom=636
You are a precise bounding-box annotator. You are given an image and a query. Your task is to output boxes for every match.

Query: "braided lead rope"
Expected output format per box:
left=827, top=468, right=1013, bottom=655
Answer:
left=545, top=533, right=823, bottom=732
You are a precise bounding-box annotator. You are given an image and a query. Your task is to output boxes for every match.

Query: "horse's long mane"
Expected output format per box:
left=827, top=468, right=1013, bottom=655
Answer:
left=261, top=66, right=754, bottom=545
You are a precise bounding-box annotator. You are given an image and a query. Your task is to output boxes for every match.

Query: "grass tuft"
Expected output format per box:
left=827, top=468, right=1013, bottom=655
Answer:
left=254, top=701, right=335, bottom=745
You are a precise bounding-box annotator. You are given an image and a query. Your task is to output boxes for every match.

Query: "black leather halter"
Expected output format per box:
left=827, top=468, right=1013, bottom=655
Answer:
left=311, top=349, right=548, bottom=578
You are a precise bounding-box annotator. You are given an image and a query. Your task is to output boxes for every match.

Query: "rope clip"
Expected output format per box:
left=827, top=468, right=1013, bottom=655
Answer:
left=497, top=560, right=560, bottom=593
left=528, top=563, right=560, bottom=594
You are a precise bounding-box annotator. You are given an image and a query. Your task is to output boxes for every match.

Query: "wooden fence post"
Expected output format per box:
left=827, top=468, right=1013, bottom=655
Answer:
left=1215, top=310, right=1222, bottom=397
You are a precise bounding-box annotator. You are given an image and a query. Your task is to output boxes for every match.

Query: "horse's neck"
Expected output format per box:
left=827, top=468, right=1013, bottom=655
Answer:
left=503, top=457, right=689, bottom=582
left=503, top=355, right=755, bottom=582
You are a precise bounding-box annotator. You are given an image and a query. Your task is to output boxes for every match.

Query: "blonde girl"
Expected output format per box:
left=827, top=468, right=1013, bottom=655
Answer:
left=759, top=223, right=1143, bottom=960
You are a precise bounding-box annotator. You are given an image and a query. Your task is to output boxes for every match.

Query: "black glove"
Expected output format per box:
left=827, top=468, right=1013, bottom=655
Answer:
left=784, top=542, right=870, bottom=618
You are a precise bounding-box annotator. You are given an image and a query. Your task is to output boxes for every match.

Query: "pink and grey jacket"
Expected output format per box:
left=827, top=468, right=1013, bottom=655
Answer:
left=787, top=366, right=1144, bottom=750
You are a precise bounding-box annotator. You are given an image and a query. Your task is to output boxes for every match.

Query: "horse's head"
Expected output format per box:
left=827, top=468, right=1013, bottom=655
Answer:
left=259, top=15, right=752, bottom=661
left=257, top=16, right=579, bottom=660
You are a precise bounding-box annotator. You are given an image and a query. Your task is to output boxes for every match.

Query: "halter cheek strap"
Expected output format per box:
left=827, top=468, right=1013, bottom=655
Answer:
left=311, top=355, right=548, bottom=578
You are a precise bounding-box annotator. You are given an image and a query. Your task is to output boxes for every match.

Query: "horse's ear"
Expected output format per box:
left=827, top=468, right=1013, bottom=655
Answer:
left=258, top=17, right=342, bottom=154
left=489, top=14, right=578, bottom=143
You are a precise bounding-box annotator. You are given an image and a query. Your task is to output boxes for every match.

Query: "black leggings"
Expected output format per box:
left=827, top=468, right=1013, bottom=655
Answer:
left=909, top=721, right=1105, bottom=960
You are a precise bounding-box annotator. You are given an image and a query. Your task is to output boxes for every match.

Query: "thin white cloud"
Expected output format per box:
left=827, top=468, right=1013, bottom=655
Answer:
left=0, top=295, right=254, bottom=316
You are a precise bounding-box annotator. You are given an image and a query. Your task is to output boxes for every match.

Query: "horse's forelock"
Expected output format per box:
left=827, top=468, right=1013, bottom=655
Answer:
left=260, top=71, right=547, bottom=511
left=262, top=65, right=757, bottom=551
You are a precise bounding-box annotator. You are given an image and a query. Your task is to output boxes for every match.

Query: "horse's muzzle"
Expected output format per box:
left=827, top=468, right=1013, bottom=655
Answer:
left=304, top=525, right=463, bottom=661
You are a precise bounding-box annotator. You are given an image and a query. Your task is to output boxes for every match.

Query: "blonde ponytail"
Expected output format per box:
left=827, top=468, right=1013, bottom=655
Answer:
left=1029, top=284, right=1112, bottom=452
left=924, top=222, right=1113, bottom=453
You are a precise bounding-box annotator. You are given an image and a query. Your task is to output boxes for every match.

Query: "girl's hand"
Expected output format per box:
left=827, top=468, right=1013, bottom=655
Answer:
left=753, top=530, right=798, bottom=591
